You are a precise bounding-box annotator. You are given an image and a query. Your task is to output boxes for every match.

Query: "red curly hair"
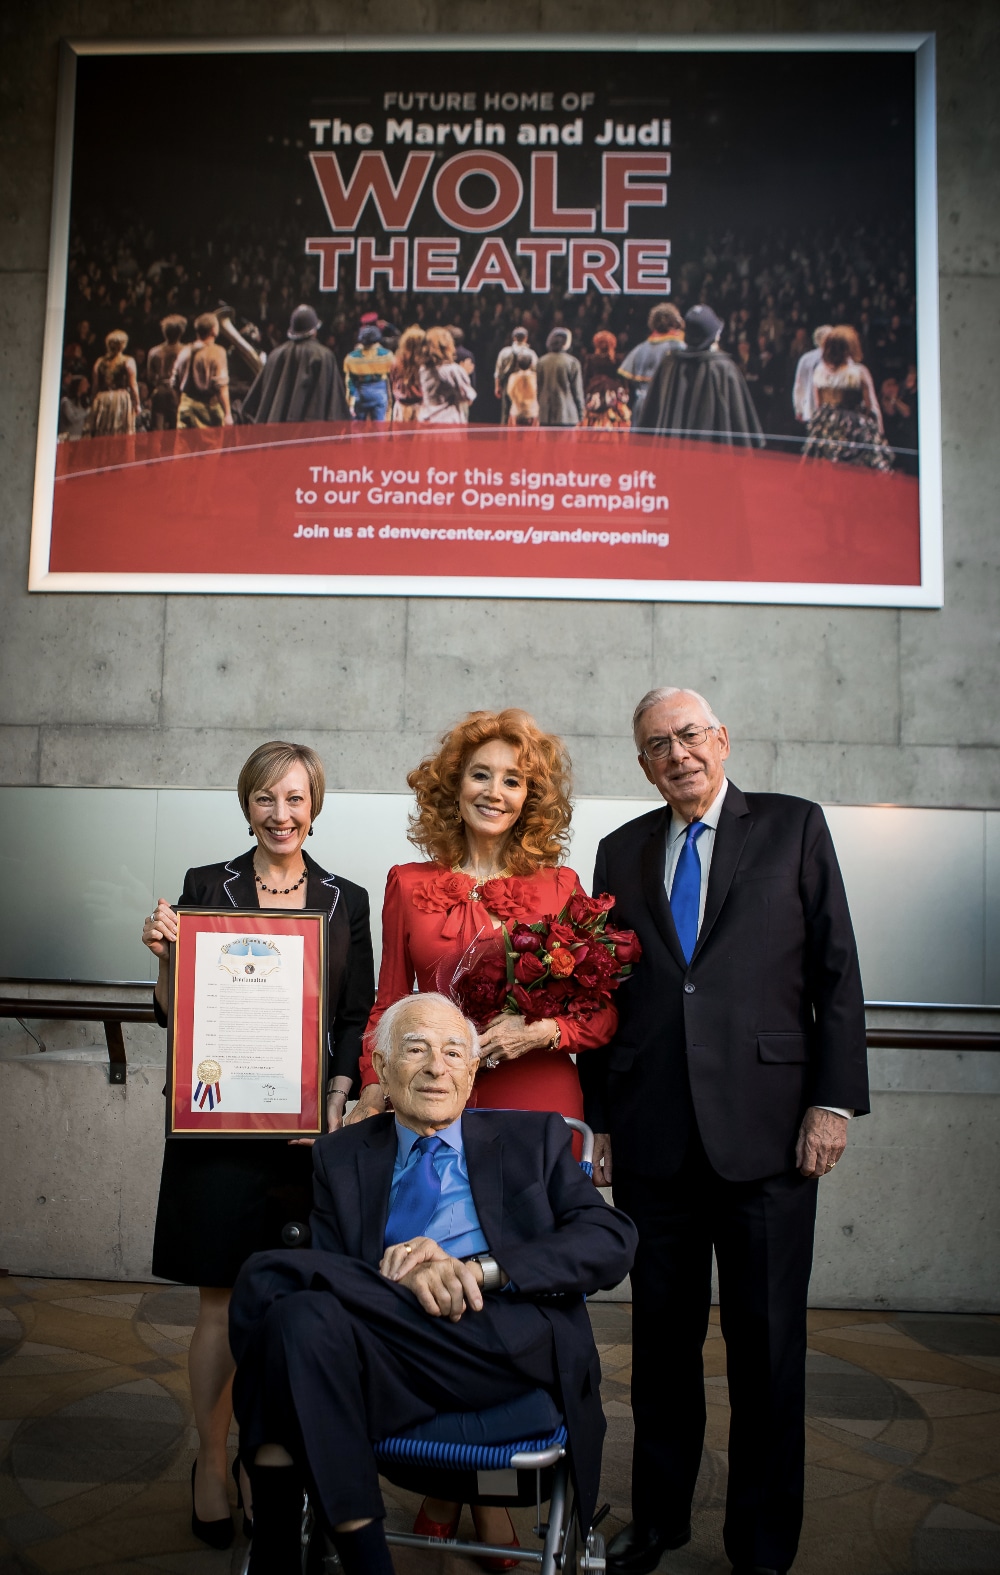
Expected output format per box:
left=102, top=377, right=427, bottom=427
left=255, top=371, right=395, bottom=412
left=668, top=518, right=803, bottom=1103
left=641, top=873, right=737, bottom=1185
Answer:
left=407, top=709, right=572, bottom=874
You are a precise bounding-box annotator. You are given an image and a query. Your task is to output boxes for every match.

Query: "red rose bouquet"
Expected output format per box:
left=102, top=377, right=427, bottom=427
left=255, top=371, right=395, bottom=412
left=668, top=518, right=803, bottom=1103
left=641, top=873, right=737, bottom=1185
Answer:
left=444, top=890, right=641, bottom=1030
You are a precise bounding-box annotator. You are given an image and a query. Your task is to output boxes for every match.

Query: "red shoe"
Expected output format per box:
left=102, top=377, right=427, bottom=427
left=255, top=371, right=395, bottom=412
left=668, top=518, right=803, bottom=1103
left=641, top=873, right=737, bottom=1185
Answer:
left=475, top=1511, right=521, bottom=1570
left=413, top=1500, right=462, bottom=1539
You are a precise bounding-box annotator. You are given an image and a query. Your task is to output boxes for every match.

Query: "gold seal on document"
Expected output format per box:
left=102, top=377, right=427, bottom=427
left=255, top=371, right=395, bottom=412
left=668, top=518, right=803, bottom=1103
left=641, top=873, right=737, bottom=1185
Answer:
left=196, top=1059, right=222, bottom=1083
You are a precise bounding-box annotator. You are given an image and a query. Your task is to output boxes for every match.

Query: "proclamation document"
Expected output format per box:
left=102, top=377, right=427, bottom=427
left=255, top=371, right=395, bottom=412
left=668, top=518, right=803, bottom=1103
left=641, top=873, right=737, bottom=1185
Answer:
left=167, top=909, right=326, bottom=1137
left=191, top=931, right=304, bottom=1114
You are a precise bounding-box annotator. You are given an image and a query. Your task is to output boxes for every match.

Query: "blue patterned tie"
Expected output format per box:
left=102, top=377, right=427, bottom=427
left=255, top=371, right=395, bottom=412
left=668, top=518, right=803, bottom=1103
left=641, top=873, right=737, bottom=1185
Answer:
left=384, top=1135, right=445, bottom=1248
left=670, top=821, right=708, bottom=963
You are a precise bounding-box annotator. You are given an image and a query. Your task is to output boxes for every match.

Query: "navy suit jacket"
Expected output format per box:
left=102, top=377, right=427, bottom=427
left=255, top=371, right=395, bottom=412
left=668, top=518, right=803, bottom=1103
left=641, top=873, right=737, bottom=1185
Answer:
left=310, top=1109, right=637, bottom=1524
left=581, top=784, right=869, bottom=1181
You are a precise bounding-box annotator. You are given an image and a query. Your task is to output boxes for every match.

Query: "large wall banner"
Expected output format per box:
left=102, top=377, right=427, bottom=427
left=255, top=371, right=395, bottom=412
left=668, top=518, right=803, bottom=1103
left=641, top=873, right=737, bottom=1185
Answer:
left=30, top=33, right=942, bottom=605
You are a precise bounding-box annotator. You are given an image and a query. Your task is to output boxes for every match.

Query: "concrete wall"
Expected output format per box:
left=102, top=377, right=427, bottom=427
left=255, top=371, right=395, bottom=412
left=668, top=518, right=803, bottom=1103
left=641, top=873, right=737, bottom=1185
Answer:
left=0, top=1, right=998, bottom=804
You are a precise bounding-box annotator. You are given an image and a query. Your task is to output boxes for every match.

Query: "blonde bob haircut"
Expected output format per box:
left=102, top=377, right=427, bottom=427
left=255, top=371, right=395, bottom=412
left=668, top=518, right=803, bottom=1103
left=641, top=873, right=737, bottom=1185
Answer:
left=407, top=709, right=572, bottom=875
left=237, top=741, right=326, bottom=822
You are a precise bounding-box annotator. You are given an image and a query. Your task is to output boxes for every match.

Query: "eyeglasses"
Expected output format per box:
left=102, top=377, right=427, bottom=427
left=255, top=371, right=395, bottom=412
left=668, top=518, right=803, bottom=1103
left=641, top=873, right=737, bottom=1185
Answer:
left=641, top=726, right=718, bottom=761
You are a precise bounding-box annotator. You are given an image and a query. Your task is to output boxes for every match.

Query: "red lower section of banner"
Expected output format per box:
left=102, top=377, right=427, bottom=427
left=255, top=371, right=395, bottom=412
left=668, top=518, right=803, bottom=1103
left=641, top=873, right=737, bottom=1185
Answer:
left=51, top=423, right=921, bottom=585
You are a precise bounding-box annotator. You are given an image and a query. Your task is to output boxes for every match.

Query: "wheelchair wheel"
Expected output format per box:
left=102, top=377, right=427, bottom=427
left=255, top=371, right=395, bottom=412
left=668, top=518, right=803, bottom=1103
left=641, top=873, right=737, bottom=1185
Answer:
left=301, top=1493, right=315, bottom=1573
left=560, top=1515, right=607, bottom=1571
left=301, top=1496, right=342, bottom=1573
left=560, top=1513, right=578, bottom=1570
left=582, top=1529, right=606, bottom=1570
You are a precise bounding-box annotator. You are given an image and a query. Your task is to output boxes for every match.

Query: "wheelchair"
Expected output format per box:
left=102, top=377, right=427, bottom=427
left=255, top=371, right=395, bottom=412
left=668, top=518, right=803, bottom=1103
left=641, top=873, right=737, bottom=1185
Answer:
left=238, top=1117, right=608, bottom=1574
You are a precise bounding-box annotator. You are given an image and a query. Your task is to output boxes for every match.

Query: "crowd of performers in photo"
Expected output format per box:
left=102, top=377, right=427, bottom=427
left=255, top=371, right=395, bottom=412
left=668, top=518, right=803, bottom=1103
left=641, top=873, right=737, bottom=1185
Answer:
left=59, top=220, right=918, bottom=470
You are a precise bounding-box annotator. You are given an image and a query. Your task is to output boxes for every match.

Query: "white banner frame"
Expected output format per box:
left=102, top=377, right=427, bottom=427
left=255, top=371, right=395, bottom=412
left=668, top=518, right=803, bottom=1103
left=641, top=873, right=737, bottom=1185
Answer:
left=29, top=32, right=942, bottom=608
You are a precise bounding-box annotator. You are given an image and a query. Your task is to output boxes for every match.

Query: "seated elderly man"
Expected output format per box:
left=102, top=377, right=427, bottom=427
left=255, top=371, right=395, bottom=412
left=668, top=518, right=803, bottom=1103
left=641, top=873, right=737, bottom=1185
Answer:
left=229, top=993, right=637, bottom=1574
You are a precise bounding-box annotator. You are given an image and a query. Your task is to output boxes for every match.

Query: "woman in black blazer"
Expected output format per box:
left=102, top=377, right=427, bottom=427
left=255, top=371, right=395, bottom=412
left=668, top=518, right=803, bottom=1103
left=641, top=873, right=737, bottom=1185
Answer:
left=141, top=740, right=374, bottom=1546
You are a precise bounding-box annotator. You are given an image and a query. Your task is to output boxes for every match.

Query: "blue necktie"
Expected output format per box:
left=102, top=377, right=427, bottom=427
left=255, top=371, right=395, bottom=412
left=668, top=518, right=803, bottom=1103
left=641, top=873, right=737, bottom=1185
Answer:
left=384, top=1135, right=445, bottom=1248
left=670, top=821, right=708, bottom=963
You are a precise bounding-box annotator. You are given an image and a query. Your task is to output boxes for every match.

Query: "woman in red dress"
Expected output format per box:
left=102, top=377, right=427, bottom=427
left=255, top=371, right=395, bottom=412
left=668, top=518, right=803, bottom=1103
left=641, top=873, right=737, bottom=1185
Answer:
left=349, top=708, right=617, bottom=1122
left=347, top=709, right=617, bottom=1566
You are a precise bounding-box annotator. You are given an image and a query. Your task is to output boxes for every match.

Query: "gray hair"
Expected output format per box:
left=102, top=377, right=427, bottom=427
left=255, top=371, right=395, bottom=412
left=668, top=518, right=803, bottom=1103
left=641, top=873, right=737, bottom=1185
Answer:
left=813, top=324, right=832, bottom=348
left=632, top=687, right=721, bottom=745
left=372, top=991, right=480, bottom=1066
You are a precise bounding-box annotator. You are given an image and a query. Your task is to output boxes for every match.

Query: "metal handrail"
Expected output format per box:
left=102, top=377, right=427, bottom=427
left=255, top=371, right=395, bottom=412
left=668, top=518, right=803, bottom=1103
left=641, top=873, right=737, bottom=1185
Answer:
left=866, top=1029, right=999, bottom=1051
left=0, top=996, right=156, bottom=1022
left=2, top=983, right=999, bottom=1091
left=0, top=985, right=156, bottom=1084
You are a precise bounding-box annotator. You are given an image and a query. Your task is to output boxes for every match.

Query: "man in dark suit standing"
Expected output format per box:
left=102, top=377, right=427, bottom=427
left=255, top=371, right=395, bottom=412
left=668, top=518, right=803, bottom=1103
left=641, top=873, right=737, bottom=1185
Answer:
left=230, top=992, right=636, bottom=1575
left=585, top=687, right=868, bottom=1575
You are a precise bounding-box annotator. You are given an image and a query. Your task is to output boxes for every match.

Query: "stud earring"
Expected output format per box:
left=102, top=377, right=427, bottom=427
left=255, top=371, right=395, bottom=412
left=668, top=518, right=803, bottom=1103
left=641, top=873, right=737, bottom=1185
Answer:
left=248, top=825, right=254, bottom=837
left=308, top=824, right=314, bottom=836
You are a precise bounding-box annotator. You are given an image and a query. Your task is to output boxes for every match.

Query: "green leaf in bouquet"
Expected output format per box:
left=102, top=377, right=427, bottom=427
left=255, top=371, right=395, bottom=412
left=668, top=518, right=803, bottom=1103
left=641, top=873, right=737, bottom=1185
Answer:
left=502, top=922, right=516, bottom=986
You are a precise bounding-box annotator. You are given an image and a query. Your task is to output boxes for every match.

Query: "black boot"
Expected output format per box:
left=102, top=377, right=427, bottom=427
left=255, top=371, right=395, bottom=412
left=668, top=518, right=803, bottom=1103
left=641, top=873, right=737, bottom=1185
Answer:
left=246, top=1462, right=304, bottom=1574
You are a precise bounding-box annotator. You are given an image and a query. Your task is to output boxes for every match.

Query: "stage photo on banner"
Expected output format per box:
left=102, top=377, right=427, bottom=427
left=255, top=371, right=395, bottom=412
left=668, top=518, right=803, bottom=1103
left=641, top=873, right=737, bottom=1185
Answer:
left=166, top=909, right=327, bottom=1138
left=30, top=34, right=941, bottom=605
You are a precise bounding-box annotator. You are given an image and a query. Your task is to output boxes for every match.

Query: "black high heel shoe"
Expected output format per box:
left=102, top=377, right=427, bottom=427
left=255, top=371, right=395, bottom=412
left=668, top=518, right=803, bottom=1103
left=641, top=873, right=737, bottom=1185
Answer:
left=233, top=1453, right=253, bottom=1538
left=190, top=1458, right=235, bottom=1549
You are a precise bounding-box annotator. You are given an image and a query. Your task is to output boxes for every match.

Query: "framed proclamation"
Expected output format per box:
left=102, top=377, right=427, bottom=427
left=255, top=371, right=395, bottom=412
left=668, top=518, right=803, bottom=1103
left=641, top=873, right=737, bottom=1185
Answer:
left=166, top=909, right=327, bottom=1138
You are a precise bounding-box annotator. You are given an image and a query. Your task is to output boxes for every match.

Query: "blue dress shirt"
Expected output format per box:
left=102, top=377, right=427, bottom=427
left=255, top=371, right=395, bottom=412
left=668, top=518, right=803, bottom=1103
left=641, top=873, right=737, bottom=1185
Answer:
left=390, top=1117, right=489, bottom=1260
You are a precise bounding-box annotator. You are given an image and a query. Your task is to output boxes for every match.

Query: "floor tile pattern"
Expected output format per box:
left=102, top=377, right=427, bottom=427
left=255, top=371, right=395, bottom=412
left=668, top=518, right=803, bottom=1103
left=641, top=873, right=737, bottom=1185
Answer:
left=0, top=1279, right=997, bottom=1573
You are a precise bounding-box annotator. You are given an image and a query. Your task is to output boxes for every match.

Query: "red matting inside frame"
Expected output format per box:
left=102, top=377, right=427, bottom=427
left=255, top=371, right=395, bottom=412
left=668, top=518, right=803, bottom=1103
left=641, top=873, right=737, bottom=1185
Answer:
left=168, top=909, right=325, bottom=1137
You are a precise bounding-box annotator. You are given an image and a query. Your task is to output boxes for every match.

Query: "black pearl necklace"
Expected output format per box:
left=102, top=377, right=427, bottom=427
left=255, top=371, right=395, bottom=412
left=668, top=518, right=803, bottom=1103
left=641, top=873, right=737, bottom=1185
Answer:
left=255, top=866, right=308, bottom=896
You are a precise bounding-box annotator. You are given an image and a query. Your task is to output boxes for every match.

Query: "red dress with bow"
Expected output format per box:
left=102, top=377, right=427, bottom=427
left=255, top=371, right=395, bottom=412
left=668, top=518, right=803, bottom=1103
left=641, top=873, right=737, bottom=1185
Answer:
left=360, top=862, right=618, bottom=1120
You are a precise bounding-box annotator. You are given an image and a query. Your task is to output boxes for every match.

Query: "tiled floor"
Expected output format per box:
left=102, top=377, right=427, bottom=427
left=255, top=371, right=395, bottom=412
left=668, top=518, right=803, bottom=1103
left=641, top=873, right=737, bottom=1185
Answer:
left=0, top=1279, right=998, bottom=1573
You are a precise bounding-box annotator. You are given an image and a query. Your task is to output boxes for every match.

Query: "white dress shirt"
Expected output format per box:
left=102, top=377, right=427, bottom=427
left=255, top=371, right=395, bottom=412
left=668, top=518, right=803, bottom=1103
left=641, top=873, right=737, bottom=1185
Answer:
left=664, top=776, right=851, bottom=1119
left=664, top=778, right=729, bottom=926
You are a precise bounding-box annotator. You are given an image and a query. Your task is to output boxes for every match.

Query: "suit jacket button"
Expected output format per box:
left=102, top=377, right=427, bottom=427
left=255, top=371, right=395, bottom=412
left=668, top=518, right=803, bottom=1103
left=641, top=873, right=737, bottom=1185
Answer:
left=684, top=983, right=696, bottom=993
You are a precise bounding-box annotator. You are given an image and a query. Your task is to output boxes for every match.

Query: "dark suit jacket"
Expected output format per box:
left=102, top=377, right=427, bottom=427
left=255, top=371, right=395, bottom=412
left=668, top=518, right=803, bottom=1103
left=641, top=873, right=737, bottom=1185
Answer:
left=581, top=784, right=869, bottom=1182
left=310, top=1109, right=637, bottom=1526
left=154, top=847, right=374, bottom=1088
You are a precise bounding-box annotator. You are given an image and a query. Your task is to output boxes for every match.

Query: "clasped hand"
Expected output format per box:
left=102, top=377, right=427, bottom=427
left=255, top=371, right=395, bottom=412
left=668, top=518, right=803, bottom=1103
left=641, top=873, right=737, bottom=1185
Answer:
left=379, top=1236, right=484, bottom=1322
left=478, top=1012, right=556, bottom=1065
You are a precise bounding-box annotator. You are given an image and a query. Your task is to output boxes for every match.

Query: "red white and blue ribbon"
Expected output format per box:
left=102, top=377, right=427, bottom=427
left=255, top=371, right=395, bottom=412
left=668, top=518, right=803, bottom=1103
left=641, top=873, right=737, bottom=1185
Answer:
left=193, top=1078, right=222, bottom=1110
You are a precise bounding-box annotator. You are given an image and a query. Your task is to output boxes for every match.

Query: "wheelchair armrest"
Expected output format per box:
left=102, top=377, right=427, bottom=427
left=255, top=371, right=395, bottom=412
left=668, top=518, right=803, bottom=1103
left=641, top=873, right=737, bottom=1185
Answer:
left=562, top=1116, right=594, bottom=1167
left=281, top=1220, right=311, bottom=1249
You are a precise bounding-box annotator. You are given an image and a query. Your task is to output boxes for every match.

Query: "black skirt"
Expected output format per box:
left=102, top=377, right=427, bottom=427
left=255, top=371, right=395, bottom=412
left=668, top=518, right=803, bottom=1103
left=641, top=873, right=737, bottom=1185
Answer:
left=151, top=1137, right=315, bottom=1288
